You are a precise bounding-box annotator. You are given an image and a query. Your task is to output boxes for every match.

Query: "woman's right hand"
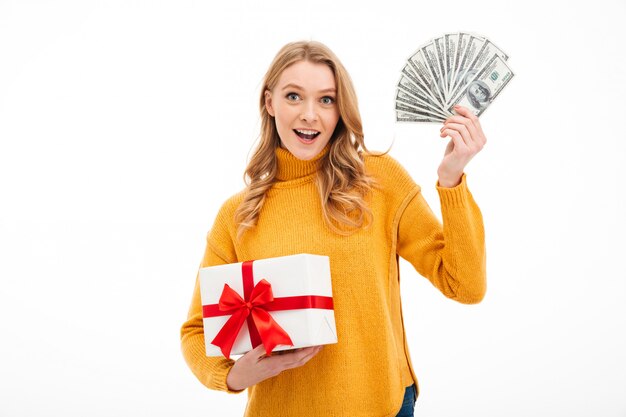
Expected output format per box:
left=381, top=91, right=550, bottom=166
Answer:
left=226, top=344, right=323, bottom=391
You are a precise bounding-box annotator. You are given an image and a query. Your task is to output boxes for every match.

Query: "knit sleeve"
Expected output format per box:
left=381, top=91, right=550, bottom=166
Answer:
left=396, top=173, right=487, bottom=304
left=180, top=200, right=245, bottom=394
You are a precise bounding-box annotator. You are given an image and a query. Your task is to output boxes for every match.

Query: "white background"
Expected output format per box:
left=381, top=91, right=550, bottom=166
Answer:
left=1, top=0, right=625, bottom=416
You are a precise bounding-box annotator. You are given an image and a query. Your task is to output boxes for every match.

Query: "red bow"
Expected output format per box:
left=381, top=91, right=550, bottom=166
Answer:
left=210, top=278, right=293, bottom=359
left=203, top=260, right=334, bottom=359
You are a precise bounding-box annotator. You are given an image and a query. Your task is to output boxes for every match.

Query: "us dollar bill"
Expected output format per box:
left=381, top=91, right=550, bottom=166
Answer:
left=448, top=34, right=485, bottom=101
left=395, top=90, right=451, bottom=119
left=443, top=33, right=458, bottom=99
left=448, top=32, right=469, bottom=99
left=396, top=32, right=512, bottom=123
left=396, top=109, right=446, bottom=123
left=404, top=53, right=444, bottom=107
left=397, top=71, right=442, bottom=111
left=433, top=36, right=448, bottom=99
left=397, top=75, right=450, bottom=117
left=447, top=38, right=509, bottom=106
left=447, top=54, right=514, bottom=116
left=418, top=42, right=447, bottom=106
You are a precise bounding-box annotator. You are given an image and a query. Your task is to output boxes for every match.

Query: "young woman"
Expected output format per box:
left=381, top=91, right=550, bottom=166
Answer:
left=181, top=40, right=487, bottom=417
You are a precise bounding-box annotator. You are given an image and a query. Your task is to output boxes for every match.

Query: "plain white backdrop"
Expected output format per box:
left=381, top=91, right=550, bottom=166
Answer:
left=1, top=0, right=625, bottom=416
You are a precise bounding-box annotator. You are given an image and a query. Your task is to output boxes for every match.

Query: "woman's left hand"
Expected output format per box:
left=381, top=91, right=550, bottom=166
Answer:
left=437, top=105, right=487, bottom=188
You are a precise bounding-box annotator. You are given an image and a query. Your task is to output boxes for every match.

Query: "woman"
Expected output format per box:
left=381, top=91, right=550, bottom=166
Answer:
left=180, top=40, right=487, bottom=417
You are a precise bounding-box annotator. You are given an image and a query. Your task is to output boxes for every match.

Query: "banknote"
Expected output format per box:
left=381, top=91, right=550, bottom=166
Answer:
left=420, top=41, right=447, bottom=106
left=406, top=47, right=445, bottom=107
left=396, top=89, right=450, bottom=119
left=396, top=109, right=446, bottom=123
left=447, top=54, right=514, bottom=116
left=396, top=75, right=450, bottom=117
left=449, top=32, right=469, bottom=97
left=395, top=32, right=513, bottom=123
left=397, top=71, right=445, bottom=114
left=447, top=37, right=509, bottom=106
left=449, top=34, right=485, bottom=101
left=433, top=37, right=448, bottom=99
left=443, top=33, right=458, bottom=99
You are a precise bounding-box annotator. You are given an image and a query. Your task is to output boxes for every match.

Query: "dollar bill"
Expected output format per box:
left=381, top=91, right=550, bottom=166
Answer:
left=395, top=90, right=451, bottom=119
left=404, top=53, right=445, bottom=108
left=433, top=36, right=448, bottom=100
left=397, top=72, right=443, bottom=113
left=447, top=32, right=469, bottom=99
left=397, top=75, right=451, bottom=117
left=448, top=34, right=485, bottom=101
left=447, top=38, right=509, bottom=106
left=443, top=33, right=458, bottom=99
left=396, top=32, right=512, bottom=123
left=447, top=54, right=514, bottom=116
left=418, top=42, right=447, bottom=106
left=396, top=109, right=446, bottom=123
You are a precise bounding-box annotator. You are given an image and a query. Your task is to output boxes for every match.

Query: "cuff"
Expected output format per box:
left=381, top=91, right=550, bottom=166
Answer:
left=436, top=173, right=470, bottom=208
left=224, top=365, right=246, bottom=395
left=208, top=356, right=246, bottom=394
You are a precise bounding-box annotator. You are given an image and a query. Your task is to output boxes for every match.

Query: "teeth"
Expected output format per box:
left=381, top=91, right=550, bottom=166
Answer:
left=296, top=129, right=319, bottom=135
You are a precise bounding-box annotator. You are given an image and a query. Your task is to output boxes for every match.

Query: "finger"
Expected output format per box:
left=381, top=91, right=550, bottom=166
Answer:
left=443, top=115, right=476, bottom=129
left=441, top=129, right=468, bottom=153
left=259, top=346, right=322, bottom=379
left=268, top=346, right=320, bottom=370
left=246, top=344, right=271, bottom=361
left=443, top=116, right=480, bottom=141
left=283, top=346, right=320, bottom=364
left=440, top=122, right=472, bottom=147
left=280, top=346, right=322, bottom=370
left=277, top=347, right=308, bottom=355
left=446, top=116, right=486, bottom=149
left=452, top=105, right=478, bottom=123
left=453, top=105, right=487, bottom=143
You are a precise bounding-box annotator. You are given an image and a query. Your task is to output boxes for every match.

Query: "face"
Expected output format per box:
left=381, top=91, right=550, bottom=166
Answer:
left=469, top=83, right=488, bottom=102
left=265, top=60, right=340, bottom=161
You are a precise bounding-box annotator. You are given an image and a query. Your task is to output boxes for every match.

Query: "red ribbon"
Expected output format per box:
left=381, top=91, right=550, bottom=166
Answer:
left=202, top=260, right=334, bottom=359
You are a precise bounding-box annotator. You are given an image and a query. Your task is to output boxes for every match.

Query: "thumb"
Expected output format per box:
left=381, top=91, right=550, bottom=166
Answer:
left=443, top=138, right=455, bottom=156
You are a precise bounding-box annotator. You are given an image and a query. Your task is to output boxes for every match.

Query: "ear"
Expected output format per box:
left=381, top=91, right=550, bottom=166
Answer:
left=264, top=90, right=275, bottom=117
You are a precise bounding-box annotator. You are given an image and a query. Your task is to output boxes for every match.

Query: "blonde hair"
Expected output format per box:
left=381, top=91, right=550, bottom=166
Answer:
left=234, top=40, right=378, bottom=240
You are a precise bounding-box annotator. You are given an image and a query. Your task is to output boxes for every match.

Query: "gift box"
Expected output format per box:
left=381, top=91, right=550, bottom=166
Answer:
left=199, top=254, right=338, bottom=359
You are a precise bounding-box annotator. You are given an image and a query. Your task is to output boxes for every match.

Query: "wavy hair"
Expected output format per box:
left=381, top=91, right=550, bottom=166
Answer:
left=234, top=41, right=379, bottom=240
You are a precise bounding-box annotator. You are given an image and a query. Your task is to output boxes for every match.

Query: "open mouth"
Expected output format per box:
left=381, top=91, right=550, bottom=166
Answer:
left=293, top=129, right=321, bottom=141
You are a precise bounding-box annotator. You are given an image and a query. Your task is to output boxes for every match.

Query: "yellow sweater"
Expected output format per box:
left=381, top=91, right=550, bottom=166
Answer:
left=180, top=145, right=486, bottom=417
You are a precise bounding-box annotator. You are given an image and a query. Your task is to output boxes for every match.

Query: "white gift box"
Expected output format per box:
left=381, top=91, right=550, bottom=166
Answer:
left=199, top=253, right=338, bottom=357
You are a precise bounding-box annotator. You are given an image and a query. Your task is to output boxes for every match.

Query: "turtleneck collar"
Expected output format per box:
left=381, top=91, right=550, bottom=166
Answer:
left=275, top=144, right=330, bottom=182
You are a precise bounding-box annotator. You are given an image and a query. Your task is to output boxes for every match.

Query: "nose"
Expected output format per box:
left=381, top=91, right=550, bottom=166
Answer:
left=300, top=100, right=318, bottom=123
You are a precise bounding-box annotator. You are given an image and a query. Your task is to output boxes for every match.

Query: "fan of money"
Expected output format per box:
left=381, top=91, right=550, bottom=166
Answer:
left=395, top=32, right=514, bottom=123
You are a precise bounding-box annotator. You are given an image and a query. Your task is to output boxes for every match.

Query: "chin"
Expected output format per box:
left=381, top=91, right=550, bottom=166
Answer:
left=291, top=148, right=319, bottom=161
left=283, top=141, right=327, bottom=161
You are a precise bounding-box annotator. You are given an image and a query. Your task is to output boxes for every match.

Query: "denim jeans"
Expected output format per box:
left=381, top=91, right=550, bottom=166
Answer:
left=395, top=384, right=417, bottom=417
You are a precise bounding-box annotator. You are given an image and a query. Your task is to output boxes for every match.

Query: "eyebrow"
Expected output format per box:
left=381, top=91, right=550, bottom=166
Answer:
left=281, top=83, right=336, bottom=94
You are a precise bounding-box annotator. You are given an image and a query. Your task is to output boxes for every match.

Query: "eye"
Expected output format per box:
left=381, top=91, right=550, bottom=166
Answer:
left=286, top=92, right=300, bottom=101
left=321, top=96, right=335, bottom=105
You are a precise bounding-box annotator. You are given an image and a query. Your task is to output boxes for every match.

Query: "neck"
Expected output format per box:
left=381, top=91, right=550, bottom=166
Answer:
left=275, top=144, right=330, bottom=181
